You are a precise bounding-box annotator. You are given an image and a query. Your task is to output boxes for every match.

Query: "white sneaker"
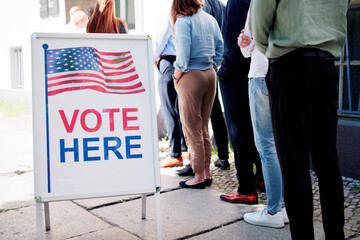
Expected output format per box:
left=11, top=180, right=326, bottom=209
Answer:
left=244, top=208, right=285, bottom=228
left=282, top=208, right=289, bottom=224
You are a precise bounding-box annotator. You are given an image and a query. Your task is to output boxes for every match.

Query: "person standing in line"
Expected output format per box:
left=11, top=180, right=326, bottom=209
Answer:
left=202, top=0, right=230, bottom=171
left=177, top=0, right=230, bottom=176
left=250, top=0, right=349, bottom=239
left=87, top=0, right=127, bottom=34
left=172, top=0, right=223, bottom=189
left=153, top=6, right=188, bottom=169
left=86, top=4, right=96, bottom=19
left=64, top=6, right=88, bottom=33
left=238, top=11, right=288, bottom=228
left=217, top=0, right=264, bottom=204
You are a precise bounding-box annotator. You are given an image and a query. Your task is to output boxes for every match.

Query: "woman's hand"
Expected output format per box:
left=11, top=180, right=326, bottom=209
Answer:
left=173, top=67, right=183, bottom=83
left=237, top=29, right=251, bottom=48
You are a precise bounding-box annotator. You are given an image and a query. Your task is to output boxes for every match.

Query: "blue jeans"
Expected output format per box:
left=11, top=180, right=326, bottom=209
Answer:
left=248, top=77, right=284, bottom=213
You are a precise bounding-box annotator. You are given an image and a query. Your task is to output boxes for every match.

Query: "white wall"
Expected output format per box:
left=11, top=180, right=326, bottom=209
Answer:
left=0, top=0, right=228, bottom=91
left=0, top=0, right=66, bottom=90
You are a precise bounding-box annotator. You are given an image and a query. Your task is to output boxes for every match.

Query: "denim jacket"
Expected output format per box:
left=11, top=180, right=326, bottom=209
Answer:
left=173, top=9, right=224, bottom=73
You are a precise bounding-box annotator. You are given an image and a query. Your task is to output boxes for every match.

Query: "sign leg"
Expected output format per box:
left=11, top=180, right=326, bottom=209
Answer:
left=155, top=191, right=162, bottom=240
left=36, top=201, right=43, bottom=240
left=141, top=193, right=146, bottom=219
left=44, top=202, right=51, bottom=231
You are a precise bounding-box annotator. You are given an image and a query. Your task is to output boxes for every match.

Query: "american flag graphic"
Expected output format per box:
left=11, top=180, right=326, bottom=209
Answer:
left=46, top=47, right=145, bottom=96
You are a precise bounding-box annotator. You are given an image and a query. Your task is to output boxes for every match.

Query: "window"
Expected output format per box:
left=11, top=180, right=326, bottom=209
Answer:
left=116, top=0, right=136, bottom=31
left=337, top=7, right=360, bottom=117
left=40, top=0, right=59, bottom=18
left=11, top=47, right=24, bottom=88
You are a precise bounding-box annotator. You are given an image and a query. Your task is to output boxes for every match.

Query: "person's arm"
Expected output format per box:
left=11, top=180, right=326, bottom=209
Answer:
left=173, top=67, right=183, bottom=82
left=238, top=31, right=254, bottom=58
left=239, top=13, right=254, bottom=58
left=248, top=0, right=277, bottom=55
left=153, top=14, right=172, bottom=63
left=214, top=28, right=224, bottom=68
left=119, top=18, right=128, bottom=33
left=173, top=17, right=191, bottom=80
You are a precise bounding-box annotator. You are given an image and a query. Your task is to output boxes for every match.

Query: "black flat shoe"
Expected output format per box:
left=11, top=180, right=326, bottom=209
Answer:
left=205, top=178, right=213, bottom=187
left=176, top=164, right=195, bottom=176
left=179, top=181, right=206, bottom=189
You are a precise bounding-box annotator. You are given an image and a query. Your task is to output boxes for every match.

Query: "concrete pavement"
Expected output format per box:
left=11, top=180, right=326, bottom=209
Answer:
left=0, top=113, right=359, bottom=239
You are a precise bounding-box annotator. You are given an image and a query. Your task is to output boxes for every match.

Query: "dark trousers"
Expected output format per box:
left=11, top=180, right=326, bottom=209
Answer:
left=219, top=65, right=263, bottom=194
left=158, top=57, right=187, bottom=158
left=210, top=80, right=229, bottom=160
left=268, top=55, right=345, bottom=240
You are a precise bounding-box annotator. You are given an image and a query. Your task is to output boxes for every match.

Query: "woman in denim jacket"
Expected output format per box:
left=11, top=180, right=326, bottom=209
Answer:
left=171, top=0, right=223, bottom=189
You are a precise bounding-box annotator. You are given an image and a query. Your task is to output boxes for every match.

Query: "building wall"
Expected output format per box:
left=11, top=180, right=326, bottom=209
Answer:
left=0, top=0, right=66, bottom=90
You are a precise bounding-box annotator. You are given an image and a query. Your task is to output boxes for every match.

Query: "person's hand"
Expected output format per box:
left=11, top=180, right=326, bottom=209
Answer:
left=237, top=29, right=251, bottom=48
left=154, top=58, right=159, bottom=67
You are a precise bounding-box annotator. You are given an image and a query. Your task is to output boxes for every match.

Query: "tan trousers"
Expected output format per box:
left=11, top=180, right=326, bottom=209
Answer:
left=175, top=68, right=216, bottom=173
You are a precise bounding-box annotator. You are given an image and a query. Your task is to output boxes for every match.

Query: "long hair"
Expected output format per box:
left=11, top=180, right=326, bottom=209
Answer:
left=171, top=0, right=203, bottom=32
left=86, top=0, right=119, bottom=33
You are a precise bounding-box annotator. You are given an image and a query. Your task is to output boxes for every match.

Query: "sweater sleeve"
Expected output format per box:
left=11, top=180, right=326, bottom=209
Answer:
left=173, top=18, right=191, bottom=73
left=249, top=0, right=277, bottom=55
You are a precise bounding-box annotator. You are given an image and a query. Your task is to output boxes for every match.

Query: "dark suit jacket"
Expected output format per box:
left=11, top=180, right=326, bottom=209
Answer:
left=217, top=0, right=250, bottom=79
left=203, top=0, right=225, bottom=30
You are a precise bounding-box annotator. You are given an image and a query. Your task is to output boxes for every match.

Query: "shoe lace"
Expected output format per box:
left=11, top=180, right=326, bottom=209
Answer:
left=260, top=208, right=268, bottom=216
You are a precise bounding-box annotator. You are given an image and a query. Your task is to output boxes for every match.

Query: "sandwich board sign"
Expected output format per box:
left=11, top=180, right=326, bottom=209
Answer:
left=31, top=33, right=161, bottom=239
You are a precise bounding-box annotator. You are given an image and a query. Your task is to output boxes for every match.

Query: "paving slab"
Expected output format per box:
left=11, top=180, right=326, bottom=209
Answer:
left=73, top=173, right=186, bottom=209
left=0, top=200, right=110, bottom=240
left=0, top=171, right=34, bottom=210
left=0, top=152, right=33, bottom=174
left=70, top=227, right=140, bottom=240
left=189, top=220, right=291, bottom=240
left=91, top=188, right=254, bottom=240
left=188, top=217, right=353, bottom=240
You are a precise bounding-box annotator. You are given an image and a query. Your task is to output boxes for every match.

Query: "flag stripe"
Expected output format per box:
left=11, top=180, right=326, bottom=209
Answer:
left=94, top=49, right=130, bottom=56
left=97, top=60, right=135, bottom=71
left=95, top=54, right=132, bottom=64
left=99, top=68, right=136, bottom=76
left=48, top=72, right=140, bottom=83
left=48, top=78, right=143, bottom=90
left=48, top=85, right=145, bottom=96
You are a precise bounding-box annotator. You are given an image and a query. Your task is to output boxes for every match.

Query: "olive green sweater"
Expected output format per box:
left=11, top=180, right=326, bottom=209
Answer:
left=249, top=0, right=350, bottom=59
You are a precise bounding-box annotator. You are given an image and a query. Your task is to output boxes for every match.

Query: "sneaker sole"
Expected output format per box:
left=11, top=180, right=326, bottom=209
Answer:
left=244, top=218, right=285, bottom=228
left=220, top=198, right=259, bottom=205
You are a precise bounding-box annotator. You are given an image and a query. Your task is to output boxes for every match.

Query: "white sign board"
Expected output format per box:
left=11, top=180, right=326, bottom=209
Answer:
left=32, top=33, right=160, bottom=202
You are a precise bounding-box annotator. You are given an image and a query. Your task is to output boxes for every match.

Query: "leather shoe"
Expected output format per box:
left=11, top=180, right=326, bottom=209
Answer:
left=214, top=159, right=230, bottom=170
left=220, top=191, right=258, bottom=204
left=179, top=181, right=206, bottom=189
left=160, top=156, right=183, bottom=168
left=176, top=164, right=195, bottom=176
